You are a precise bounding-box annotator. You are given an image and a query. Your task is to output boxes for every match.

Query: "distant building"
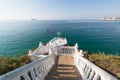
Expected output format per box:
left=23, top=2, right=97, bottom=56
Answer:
left=100, top=16, right=120, bottom=21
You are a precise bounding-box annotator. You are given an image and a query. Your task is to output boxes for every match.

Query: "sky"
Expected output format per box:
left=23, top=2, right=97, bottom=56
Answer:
left=0, top=0, right=120, bottom=20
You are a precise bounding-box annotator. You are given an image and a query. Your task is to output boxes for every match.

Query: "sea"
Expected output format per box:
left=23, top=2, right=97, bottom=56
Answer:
left=0, top=20, right=120, bottom=56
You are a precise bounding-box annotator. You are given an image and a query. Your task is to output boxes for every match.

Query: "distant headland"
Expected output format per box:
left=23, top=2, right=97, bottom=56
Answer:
left=31, top=18, right=37, bottom=20
left=100, top=16, right=120, bottom=21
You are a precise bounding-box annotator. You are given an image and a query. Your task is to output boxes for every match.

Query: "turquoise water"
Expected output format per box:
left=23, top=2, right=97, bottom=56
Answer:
left=0, top=20, right=120, bottom=56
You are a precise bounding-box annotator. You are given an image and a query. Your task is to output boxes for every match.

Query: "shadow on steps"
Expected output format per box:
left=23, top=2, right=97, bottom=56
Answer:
left=44, top=55, right=82, bottom=80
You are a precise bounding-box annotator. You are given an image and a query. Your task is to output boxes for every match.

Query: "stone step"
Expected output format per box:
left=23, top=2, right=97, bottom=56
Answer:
left=44, top=55, right=81, bottom=80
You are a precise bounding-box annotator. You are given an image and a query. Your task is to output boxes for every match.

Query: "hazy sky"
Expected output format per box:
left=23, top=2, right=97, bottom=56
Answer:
left=0, top=0, right=120, bottom=20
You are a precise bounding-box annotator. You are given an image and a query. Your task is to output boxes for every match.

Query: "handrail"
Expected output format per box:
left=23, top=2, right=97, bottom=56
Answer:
left=28, top=37, right=67, bottom=59
left=56, top=46, right=77, bottom=55
left=74, top=53, right=118, bottom=80
left=0, top=54, right=55, bottom=80
left=0, top=45, right=118, bottom=80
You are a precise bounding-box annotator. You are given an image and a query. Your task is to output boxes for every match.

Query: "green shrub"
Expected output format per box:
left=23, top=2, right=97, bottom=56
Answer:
left=86, top=52, right=120, bottom=79
left=0, top=55, right=31, bottom=75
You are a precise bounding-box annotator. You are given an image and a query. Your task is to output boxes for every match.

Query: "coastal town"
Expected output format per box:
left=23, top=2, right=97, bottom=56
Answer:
left=100, top=16, right=120, bottom=21
left=0, top=0, right=120, bottom=80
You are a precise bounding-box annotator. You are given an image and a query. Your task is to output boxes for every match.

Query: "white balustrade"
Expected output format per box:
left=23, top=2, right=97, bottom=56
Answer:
left=28, top=37, right=67, bottom=60
left=0, top=39, right=118, bottom=80
left=74, top=53, right=118, bottom=80
left=0, top=54, right=55, bottom=80
left=56, top=46, right=76, bottom=55
left=49, top=37, right=67, bottom=47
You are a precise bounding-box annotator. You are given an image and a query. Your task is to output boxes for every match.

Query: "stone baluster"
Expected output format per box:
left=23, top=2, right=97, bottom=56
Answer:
left=70, top=49, right=71, bottom=54
left=62, top=48, right=64, bottom=53
left=64, top=48, right=65, bottom=54
left=62, top=48, right=64, bottom=54
left=69, top=49, right=71, bottom=54
left=30, top=69, right=36, bottom=80
left=80, top=61, right=84, bottom=73
left=67, top=48, right=68, bottom=54
left=65, top=48, right=67, bottom=54
left=21, top=74, right=31, bottom=80
left=83, top=64, right=87, bottom=74
left=82, top=63, right=85, bottom=73
left=85, top=66, right=89, bottom=75
left=88, top=71, right=95, bottom=80
left=86, top=68, right=92, bottom=79
left=65, top=48, right=66, bottom=54
left=93, top=74, right=101, bottom=80
left=49, top=48, right=52, bottom=55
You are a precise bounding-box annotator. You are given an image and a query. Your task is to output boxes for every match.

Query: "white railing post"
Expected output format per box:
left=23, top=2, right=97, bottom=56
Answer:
left=49, top=48, right=52, bottom=55
left=39, top=42, right=43, bottom=47
left=28, top=50, right=33, bottom=56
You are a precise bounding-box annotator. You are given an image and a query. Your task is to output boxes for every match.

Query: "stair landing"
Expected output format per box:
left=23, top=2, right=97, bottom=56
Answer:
left=44, top=55, right=81, bottom=80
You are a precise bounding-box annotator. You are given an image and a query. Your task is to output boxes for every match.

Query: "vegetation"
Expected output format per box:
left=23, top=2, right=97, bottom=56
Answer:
left=0, top=55, right=31, bottom=75
left=0, top=52, right=120, bottom=79
left=86, top=52, right=120, bottom=79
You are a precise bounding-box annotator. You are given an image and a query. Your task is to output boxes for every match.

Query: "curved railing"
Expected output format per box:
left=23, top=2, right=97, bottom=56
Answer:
left=74, top=53, right=118, bottom=80
left=49, top=37, right=67, bottom=46
left=0, top=54, right=55, bottom=80
left=28, top=37, right=67, bottom=60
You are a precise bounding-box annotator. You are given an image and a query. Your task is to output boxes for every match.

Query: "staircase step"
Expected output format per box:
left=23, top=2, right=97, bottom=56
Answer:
left=44, top=55, right=82, bottom=80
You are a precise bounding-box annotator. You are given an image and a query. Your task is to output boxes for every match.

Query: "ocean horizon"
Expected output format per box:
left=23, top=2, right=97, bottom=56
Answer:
left=0, top=20, right=120, bottom=56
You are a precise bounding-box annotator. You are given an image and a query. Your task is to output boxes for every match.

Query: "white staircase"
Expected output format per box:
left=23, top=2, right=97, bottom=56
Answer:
left=0, top=37, right=118, bottom=80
